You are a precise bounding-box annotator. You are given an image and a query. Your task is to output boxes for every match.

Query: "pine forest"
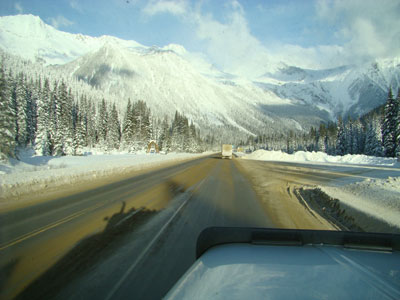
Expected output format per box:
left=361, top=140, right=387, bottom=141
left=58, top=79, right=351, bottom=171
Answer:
left=0, top=51, right=399, bottom=160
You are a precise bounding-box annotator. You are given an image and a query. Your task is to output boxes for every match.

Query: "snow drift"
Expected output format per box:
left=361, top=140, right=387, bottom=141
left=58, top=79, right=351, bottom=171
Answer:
left=243, top=149, right=399, bottom=167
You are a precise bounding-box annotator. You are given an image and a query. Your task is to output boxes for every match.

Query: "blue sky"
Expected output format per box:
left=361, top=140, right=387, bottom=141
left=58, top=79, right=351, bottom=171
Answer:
left=1, top=0, right=400, bottom=73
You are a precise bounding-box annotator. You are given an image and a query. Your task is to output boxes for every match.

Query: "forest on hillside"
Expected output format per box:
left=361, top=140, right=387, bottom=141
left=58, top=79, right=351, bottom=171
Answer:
left=247, top=88, right=400, bottom=159
left=1, top=50, right=399, bottom=160
left=0, top=58, right=205, bottom=159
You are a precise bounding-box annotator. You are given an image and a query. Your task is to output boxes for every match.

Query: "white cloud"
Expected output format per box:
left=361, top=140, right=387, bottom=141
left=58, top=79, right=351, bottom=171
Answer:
left=15, top=2, right=23, bottom=14
left=269, top=44, right=346, bottom=69
left=141, top=0, right=400, bottom=76
left=315, top=0, right=400, bottom=64
left=192, top=2, right=273, bottom=77
left=69, top=0, right=83, bottom=13
left=48, top=15, right=74, bottom=29
left=196, top=0, right=400, bottom=72
left=142, top=0, right=187, bottom=16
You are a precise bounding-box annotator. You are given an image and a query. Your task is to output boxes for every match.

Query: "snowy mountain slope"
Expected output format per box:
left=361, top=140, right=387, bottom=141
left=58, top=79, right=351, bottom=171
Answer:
left=1, top=14, right=400, bottom=135
left=57, top=43, right=306, bottom=134
left=256, top=59, right=400, bottom=118
left=0, top=14, right=143, bottom=65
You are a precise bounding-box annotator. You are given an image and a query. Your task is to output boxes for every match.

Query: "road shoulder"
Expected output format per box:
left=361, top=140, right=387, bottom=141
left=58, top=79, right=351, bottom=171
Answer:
left=0, top=154, right=213, bottom=213
left=235, top=159, right=338, bottom=230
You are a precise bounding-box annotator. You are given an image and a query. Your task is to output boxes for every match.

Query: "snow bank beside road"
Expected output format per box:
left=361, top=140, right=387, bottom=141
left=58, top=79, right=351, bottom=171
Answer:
left=242, top=150, right=400, bottom=231
left=0, top=151, right=211, bottom=206
left=243, top=150, right=399, bottom=167
left=321, top=177, right=400, bottom=231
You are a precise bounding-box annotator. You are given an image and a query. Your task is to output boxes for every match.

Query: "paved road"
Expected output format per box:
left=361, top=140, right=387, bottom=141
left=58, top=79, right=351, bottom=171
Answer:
left=0, top=155, right=273, bottom=299
left=1, top=155, right=391, bottom=299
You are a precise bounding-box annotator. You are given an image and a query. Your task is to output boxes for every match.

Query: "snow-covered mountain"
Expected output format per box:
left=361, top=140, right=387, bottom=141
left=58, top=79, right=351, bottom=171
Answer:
left=257, top=60, right=400, bottom=119
left=56, top=42, right=312, bottom=135
left=1, top=14, right=399, bottom=136
left=0, top=14, right=143, bottom=65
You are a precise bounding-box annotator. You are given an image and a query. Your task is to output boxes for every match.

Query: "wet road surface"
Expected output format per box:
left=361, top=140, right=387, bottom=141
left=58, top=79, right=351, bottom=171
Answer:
left=1, top=155, right=387, bottom=299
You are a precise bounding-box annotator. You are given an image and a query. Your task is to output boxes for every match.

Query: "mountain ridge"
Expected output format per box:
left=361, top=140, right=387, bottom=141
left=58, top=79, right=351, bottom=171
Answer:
left=1, top=14, right=399, bottom=136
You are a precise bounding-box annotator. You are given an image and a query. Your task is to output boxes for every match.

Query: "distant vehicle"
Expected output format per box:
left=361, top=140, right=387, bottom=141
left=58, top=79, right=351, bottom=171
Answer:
left=165, top=227, right=400, bottom=299
left=221, top=144, right=233, bottom=159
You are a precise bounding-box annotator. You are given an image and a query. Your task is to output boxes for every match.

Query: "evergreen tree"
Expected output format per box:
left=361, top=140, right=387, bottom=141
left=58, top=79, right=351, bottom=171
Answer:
left=96, top=98, right=108, bottom=146
left=159, top=116, right=171, bottom=152
left=15, top=73, right=29, bottom=146
left=171, top=111, right=182, bottom=152
left=87, top=99, right=97, bottom=148
left=182, top=117, right=190, bottom=152
left=317, top=124, right=327, bottom=153
left=121, top=99, right=134, bottom=150
left=48, top=81, right=58, bottom=154
left=395, top=89, right=400, bottom=158
left=131, top=100, right=152, bottom=150
left=382, top=88, right=397, bottom=157
left=326, top=122, right=337, bottom=155
left=25, top=78, right=37, bottom=146
left=188, top=121, right=198, bottom=152
left=63, top=88, right=75, bottom=155
left=364, top=118, right=383, bottom=156
left=351, top=120, right=364, bottom=154
left=107, top=103, right=120, bottom=150
left=35, top=78, right=51, bottom=155
left=53, top=81, right=71, bottom=155
left=78, top=95, right=89, bottom=148
left=336, top=116, right=346, bottom=155
left=73, top=109, right=86, bottom=155
left=0, top=64, right=16, bottom=158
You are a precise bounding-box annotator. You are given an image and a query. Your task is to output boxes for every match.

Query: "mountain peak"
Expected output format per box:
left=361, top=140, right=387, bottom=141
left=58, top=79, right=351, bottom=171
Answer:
left=0, top=14, right=146, bottom=65
left=162, top=44, right=187, bottom=56
left=0, top=14, right=49, bottom=38
left=1, top=14, right=399, bottom=129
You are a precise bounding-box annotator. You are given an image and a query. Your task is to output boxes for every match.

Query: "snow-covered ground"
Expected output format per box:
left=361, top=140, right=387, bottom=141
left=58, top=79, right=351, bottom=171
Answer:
left=0, top=149, right=212, bottom=205
left=242, top=149, right=399, bottom=167
left=243, top=150, right=400, bottom=231
left=321, top=177, right=400, bottom=230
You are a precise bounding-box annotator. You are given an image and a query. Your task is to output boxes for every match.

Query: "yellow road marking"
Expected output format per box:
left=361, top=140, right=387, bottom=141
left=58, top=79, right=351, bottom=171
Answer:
left=0, top=158, right=212, bottom=251
left=0, top=202, right=105, bottom=251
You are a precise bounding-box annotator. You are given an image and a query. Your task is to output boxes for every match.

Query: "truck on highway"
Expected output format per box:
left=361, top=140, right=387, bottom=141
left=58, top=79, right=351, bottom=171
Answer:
left=221, top=144, right=233, bottom=159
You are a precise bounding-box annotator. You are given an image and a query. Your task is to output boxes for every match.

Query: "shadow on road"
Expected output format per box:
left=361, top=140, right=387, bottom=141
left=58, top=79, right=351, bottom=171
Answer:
left=6, top=159, right=245, bottom=300
left=15, top=202, right=157, bottom=300
left=12, top=177, right=189, bottom=300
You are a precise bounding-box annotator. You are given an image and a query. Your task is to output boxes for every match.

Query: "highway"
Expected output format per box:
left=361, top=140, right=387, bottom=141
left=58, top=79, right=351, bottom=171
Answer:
left=0, top=154, right=386, bottom=299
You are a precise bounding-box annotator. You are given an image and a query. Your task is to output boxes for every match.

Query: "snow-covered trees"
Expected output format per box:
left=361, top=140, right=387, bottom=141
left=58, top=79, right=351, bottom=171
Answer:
left=35, top=78, right=51, bottom=155
left=336, top=116, right=346, bottom=155
left=53, top=82, right=75, bottom=155
left=382, top=88, right=398, bottom=157
left=107, top=103, right=120, bottom=150
left=0, top=58, right=204, bottom=159
left=396, top=89, right=400, bottom=157
left=0, top=65, right=16, bottom=158
left=132, top=100, right=152, bottom=150
left=168, top=111, right=200, bottom=153
left=7, top=48, right=398, bottom=159
left=364, top=118, right=384, bottom=156
left=14, top=73, right=29, bottom=146
left=250, top=87, right=397, bottom=158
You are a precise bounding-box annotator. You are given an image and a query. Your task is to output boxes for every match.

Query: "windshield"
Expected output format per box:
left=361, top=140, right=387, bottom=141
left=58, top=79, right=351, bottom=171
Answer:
left=0, top=1, right=399, bottom=299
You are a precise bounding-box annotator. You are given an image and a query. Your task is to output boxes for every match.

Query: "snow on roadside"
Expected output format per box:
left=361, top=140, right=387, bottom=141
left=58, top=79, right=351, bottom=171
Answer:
left=233, top=152, right=246, bottom=157
left=0, top=150, right=212, bottom=202
left=243, top=150, right=400, bottom=231
left=320, top=177, right=400, bottom=230
left=242, top=150, right=399, bottom=167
